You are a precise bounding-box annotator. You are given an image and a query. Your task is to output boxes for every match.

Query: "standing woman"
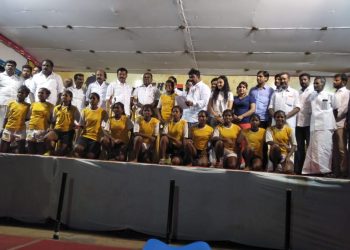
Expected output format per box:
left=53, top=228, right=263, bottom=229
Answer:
left=207, top=75, right=233, bottom=127
left=74, top=92, right=108, bottom=159
left=26, top=88, right=54, bottom=154
left=184, top=110, right=214, bottom=167
left=233, top=81, right=256, bottom=129
left=102, top=102, right=133, bottom=161
left=302, top=76, right=337, bottom=176
left=157, top=79, right=177, bottom=124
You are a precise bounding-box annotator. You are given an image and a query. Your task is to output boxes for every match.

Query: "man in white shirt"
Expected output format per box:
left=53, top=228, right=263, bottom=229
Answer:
left=332, top=73, right=350, bottom=178
left=132, top=72, right=160, bottom=115
left=295, top=73, right=313, bottom=174
left=184, top=68, right=211, bottom=125
left=106, top=67, right=132, bottom=116
left=85, top=69, right=108, bottom=109
left=0, top=60, right=23, bottom=132
left=32, top=59, right=64, bottom=105
left=21, top=64, right=35, bottom=103
left=67, top=73, right=85, bottom=113
left=268, top=72, right=300, bottom=130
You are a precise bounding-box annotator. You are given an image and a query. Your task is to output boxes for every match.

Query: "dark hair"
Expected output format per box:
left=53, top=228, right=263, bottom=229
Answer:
left=314, top=76, right=326, bottom=85
left=223, top=109, right=233, bottom=117
left=5, top=60, right=17, bottom=67
left=168, top=76, right=177, bottom=84
left=211, top=77, right=218, bottom=83
left=42, top=59, right=54, bottom=67
left=334, top=73, right=348, bottom=83
left=280, top=72, right=290, bottom=79
left=111, top=102, right=126, bottom=115
left=188, top=68, right=200, bottom=78
left=58, top=90, right=73, bottom=111
left=257, top=70, right=269, bottom=80
left=117, top=67, right=128, bottom=74
left=198, top=110, right=209, bottom=117
left=39, top=87, right=51, bottom=96
left=274, top=73, right=281, bottom=79
left=89, top=92, right=100, bottom=101
left=250, top=113, right=261, bottom=121
left=172, top=105, right=183, bottom=114
left=212, top=75, right=230, bottom=103
left=237, top=81, right=248, bottom=89
left=22, top=64, right=32, bottom=71
left=299, top=73, right=311, bottom=80
left=74, top=73, right=84, bottom=81
left=165, top=79, right=175, bottom=94
left=143, top=72, right=153, bottom=78
left=142, top=104, right=153, bottom=115
left=274, top=110, right=286, bottom=118
left=18, top=85, right=30, bottom=95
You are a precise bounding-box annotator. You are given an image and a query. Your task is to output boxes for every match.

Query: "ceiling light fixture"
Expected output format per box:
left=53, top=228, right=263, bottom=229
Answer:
left=86, top=66, right=91, bottom=70
left=66, top=25, right=73, bottom=30
left=320, top=26, right=328, bottom=31
left=244, top=68, right=250, bottom=72
left=119, top=26, right=125, bottom=30
left=105, top=67, right=110, bottom=70
left=251, top=26, right=259, bottom=31
left=304, top=51, right=311, bottom=55
left=89, top=50, right=95, bottom=53
left=41, top=25, right=48, bottom=29
left=247, top=52, right=254, bottom=55
left=65, top=48, right=71, bottom=52
left=178, top=25, right=186, bottom=30
left=136, top=50, right=142, bottom=54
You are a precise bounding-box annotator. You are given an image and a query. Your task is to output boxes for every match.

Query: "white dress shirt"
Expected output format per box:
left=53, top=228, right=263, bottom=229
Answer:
left=106, top=80, right=133, bottom=116
left=334, top=86, right=350, bottom=128
left=211, top=91, right=234, bottom=116
left=133, top=84, right=160, bottom=105
left=85, top=81, right=109, bottom=109
left=24, top=77, right=35, bottom=103
left=269, top=86, right=300, bottom=128
left=296, top=85, right=314, bottom=127
left=67, top=85, right=85, bottom=112
left=0, top=72, right=23, bottom=105
left=185, top=81, right=211, bottom=123
left=308, top=90, right=336, bottom=131
left=33, top=72, right=64, bottom=105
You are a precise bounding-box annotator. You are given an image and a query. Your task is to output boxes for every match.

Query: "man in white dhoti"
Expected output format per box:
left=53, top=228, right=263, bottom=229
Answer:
left=302, top=76, right=337, bottom=175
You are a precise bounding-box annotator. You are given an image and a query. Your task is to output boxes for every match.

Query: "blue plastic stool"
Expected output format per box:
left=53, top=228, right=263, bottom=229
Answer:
left=143, top=239, right=211, bottom=250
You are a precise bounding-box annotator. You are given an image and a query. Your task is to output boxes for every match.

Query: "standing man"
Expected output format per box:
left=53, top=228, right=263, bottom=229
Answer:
left=68, top=73, right=85, bottom=113
left=32, top=59, right=64, bottom=105
left=295, top=73, right=313, bottom=174
left=21, top=64, right=35, bottom=103
left=332, top=73, right=350, bottom=178
left=0, top=60, right=23, bottom=133
left=249, top=71, right=274, bottom=128
left=106, top=67, right=132, bottom=116
left=85, top=69, right=108, bottom=109
left=185, top=68, right=211, bottom=126
left=269, top=72, right=300, bottom=131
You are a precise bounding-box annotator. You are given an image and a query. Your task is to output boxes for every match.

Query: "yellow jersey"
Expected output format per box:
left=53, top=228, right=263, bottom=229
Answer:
left=266, top=125, right=294, bottom=155
left=163, top=119, right=188, bottom=142
left=158, top=93, right=176, bottom=122
left=106, top=115, right=133, bottom=144
left=5, top=100, right=30, bottom=131
left=242, top=128, right=266, bottom=157
left=28, top=102, right=54, bottom=130
left=80, top=107, right=108, bottom=141
left=53, top=104, right=80, bottom=132
left=213, top=123, right=241, bottom=151
left=191, top=124, right=213, bottom=151
left=134, top=117, right=160, bottom=144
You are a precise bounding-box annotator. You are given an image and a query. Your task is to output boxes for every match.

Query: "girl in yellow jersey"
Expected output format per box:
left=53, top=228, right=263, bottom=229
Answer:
left=0, top=86, right=30, bottom=153
left=74, top=92, right=108, bottom=159
left=102, top=102, right=133, bottom=161
left=240, top=114, right=266, bottom=171
left=131, top=104, right=160, bottom=163
left=45, top=90, right=80, bottom=156
left=266, top=110, right=296, bottom=173
left=212, top=109, right=241, bottom=169
left=159, top=105, right=188, bottom=165
left=184, top=110, right=213, bottom=167
left=157, top=79, right=177, bottom=124
left=27, top=88, right=54, bottom=154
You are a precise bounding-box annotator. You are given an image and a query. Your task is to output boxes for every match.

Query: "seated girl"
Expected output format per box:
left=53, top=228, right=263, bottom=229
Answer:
left=212, top=109, right=241, bottom=169
left=240, top=114, right=266, bottom=171
left=26, top=88, right=54, bottom=154
left=45, top=90, right=80, bottom=156
left=131, top=104, right=160, bottom=163
left=74, top=92, right=108, bottom=159
left=265, top=110, right=296, bottom=174
left=0, top=85, right=30, bottom=154
left=102, top=102, right=133, bottom=161
left=159, top=105, right=188, bottom=165
left=184, top=110, right=213, bottom=167
left=157, top=79, right=177, bottom=124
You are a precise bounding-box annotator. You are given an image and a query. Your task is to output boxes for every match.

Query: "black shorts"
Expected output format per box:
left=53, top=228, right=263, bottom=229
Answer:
left=167, top=142, right=184, bottom=157
left=54, top=129, right=75, bottom=145
left=195, top=149, right=209, bottom=160
left=76, top=136, right=101, bottom=155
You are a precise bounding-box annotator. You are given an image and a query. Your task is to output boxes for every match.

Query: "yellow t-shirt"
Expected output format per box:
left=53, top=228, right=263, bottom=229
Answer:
left=53, top=105, right=80, bottom=132
left=80, top=107, right=108, bottom=141
left=107, top=115, right=133, bottom=144
left=164, top=119, right=188, bottom=142
left=29, top=102, right=54, bottom=130
left=242, top=128, right=266, bottom=157
left=159, top=93, right=176, bottom=122
left=5, top=100, right=30, bottom=131
left=134, top=117, right=160, bottom=145
left=214, top=123, right=241, bottom=151
left=191, top=124, right=214, bottom=151
left=267, top=125, right=293, bottom=155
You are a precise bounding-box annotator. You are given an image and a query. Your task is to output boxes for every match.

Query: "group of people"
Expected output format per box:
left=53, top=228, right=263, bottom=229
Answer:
left=0, top=59, right=349, bottom=178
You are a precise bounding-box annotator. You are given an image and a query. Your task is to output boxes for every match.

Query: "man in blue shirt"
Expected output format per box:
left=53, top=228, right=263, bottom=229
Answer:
left=249, top=71, right=274, bottom=128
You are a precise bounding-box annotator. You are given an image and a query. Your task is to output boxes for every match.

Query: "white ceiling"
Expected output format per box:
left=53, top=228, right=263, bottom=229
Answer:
left=1, top=0, right=350, bottom=75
